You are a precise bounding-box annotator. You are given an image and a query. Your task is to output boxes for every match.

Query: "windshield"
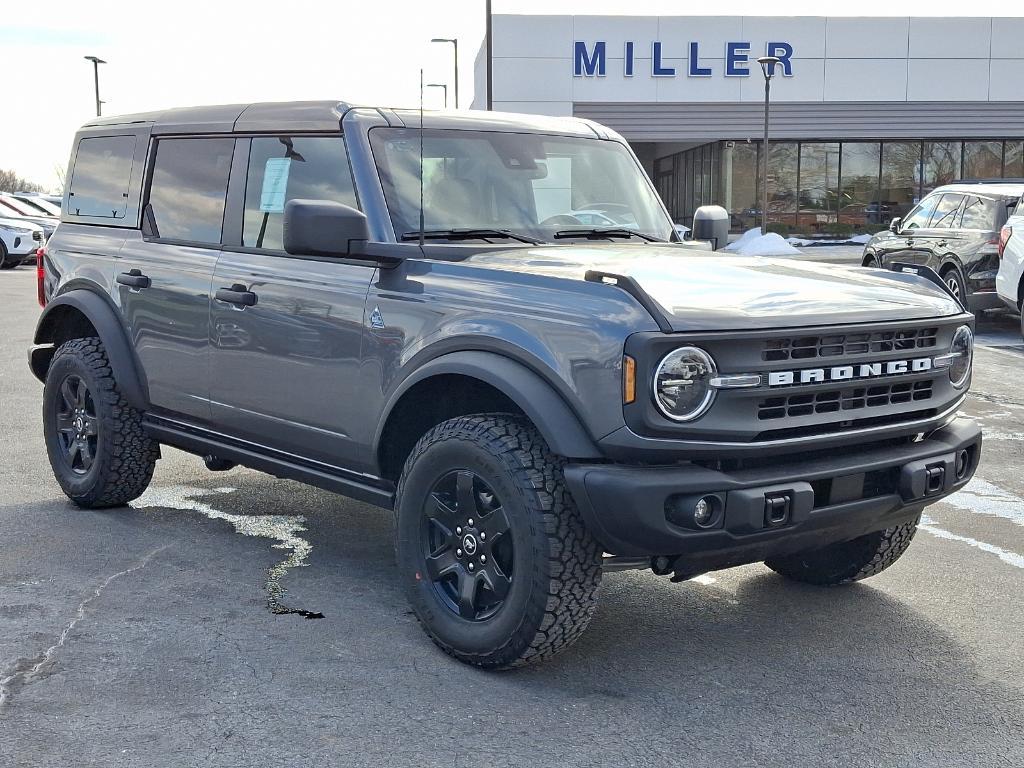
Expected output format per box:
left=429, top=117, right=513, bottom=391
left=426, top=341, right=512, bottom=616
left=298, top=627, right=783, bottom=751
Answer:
left=15, top=196, right=59, bottom=216
left=370, top=128, right=673, bottom=243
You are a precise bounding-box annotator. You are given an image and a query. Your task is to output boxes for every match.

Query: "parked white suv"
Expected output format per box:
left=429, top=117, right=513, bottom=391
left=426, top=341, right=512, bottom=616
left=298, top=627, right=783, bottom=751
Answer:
left=997, top=205, right=1024, bottom=338
left=0, top=217, right=44, bottom=269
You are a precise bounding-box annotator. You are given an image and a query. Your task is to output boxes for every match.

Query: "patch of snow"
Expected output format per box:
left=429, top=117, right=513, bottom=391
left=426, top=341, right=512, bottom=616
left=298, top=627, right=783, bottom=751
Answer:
left=723, top=227, right=762, bottom=252
left=731, top=232, right=801, bottom=257
left=848, top=233, right=872, bottom=244
left=786, top=237, right=817, bottom=246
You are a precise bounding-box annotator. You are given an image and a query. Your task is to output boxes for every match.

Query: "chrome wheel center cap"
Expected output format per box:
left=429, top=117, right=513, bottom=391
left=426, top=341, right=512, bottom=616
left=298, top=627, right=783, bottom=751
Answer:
left=462, top=533, right=478, bottom=556
left=75, top=417, right=84, bottom=432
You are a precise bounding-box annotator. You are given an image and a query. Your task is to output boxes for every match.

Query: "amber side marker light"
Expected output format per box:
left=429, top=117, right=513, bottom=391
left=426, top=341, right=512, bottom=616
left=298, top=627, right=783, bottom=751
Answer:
left=623, top=355, right=636, bottom=404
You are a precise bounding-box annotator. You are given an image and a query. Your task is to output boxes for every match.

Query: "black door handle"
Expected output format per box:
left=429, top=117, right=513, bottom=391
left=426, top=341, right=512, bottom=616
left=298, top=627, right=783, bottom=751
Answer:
left=116, top=269, right=151, bottom=289
left=215, top=283, right=257, bottom=307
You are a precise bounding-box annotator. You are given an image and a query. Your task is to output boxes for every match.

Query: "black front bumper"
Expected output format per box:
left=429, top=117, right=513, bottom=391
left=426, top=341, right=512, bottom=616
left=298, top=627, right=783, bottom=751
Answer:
left=564, top=419, right=981, bottom=570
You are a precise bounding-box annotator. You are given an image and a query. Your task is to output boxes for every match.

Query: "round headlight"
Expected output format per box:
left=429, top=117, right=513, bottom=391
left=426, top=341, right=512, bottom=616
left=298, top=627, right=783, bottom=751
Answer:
left=653, top=346, right=717, bottom=422
left=948, top=325, right=973, bottom=388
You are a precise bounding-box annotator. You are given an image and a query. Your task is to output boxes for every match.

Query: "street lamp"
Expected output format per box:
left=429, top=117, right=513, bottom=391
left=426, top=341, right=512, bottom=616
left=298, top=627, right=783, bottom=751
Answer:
left=756, top=55, right=781, bottom=235
left=430, top=38, right=459, bottom=108
left=426, top=83, right=448, bottom=108
left=84, top=55, right=106, bottom=117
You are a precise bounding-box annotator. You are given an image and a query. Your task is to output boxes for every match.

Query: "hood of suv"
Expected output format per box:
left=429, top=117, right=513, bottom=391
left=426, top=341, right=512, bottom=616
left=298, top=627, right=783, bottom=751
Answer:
left=464, top=245, right=962, bottom=331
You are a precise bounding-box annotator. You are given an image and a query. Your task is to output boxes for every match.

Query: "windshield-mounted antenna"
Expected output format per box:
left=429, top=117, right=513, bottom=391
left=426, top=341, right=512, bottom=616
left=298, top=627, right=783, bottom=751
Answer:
left=418, top=68, right=425, bottom=249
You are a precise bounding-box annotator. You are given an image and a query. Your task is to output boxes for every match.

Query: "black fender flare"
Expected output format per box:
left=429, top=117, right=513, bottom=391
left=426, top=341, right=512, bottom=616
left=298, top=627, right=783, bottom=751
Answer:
left=374, top=350, right=603, bottom=460
left=31, top=289, right=149, bottom=410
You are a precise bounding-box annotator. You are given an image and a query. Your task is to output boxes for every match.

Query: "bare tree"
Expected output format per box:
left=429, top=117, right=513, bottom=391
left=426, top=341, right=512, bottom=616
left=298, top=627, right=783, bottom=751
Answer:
left=0, top=168, right=46, bottom=193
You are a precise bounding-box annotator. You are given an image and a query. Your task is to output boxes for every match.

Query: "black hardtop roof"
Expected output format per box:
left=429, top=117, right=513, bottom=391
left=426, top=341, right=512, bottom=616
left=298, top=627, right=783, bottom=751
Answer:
left=79, top=100, right=608, bottom=138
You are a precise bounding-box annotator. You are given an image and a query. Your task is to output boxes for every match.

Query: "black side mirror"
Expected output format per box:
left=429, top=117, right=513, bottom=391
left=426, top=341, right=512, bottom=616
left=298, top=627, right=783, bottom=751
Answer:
left=283, top=199, right=369, bottom=258
left=889, top=217, right=902, bottom=234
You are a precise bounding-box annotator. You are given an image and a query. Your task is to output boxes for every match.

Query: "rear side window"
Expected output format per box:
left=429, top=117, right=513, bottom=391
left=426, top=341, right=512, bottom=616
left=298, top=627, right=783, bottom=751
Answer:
left=929, top=194, right=963, bottom=229
left=241, top=136, right=358, bottom=250
left=959, top=196, right=997, bottom=230
left=146, top=138, right=234, bottom=244
left=67, top=135, right=136, bottom=218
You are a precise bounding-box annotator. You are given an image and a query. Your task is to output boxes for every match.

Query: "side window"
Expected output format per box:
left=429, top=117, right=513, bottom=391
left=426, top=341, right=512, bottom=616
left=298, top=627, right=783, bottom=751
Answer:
left=67, top=135, right=137, bottom=218
left=146, top=138, right=234, bottom=244
left=901, top=195, right=940, bottom=230
left=929, top=194, right=964, bottom=229
left=242, top=136, right=358, bottom=250
left=959, top=196, right=995, bottom=230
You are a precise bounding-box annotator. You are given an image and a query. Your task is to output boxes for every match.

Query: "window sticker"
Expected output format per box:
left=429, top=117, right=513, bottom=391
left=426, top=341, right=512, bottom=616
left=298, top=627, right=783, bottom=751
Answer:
left=260, top=157, right=291, bottom=213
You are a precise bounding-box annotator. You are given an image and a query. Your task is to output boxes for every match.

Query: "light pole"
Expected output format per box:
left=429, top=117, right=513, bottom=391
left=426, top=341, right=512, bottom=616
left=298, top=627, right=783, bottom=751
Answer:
left=756, top=56, right=780, bottom=235
left=84, top=55, right=106, bottom=117
left=426, top=83, right=448, bottom=108
left=430, top=38, right=458, bottom=108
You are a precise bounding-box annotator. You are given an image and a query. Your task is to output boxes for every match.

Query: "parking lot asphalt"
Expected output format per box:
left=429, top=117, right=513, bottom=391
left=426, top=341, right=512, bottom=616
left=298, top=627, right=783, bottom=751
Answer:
left=1, top=265, right=1023, bottom=768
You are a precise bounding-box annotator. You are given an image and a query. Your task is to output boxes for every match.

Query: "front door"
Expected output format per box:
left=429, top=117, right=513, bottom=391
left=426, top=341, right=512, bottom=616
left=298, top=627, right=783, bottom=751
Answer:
left=876, top=193, right=944, bottom=268
left=117, top=136, right=235, bottom=421
left=208, top=134, right=373, bottom=469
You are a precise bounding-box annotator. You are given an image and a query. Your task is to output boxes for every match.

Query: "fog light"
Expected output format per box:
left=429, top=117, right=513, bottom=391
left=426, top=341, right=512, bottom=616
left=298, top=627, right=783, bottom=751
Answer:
left=694, top=497, right=714, bottom=528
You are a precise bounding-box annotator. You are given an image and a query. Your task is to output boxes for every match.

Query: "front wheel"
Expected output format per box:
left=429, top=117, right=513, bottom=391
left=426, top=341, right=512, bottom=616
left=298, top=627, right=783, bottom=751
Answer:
left=0, top=241, right=17, bottom=269
left=765, top=518, right=919, bottom=586
left=43, top=337, right=159, bottom=508
left=395, top=414, right=602, bottom=669
left=941, top=266, right=967, bottom=304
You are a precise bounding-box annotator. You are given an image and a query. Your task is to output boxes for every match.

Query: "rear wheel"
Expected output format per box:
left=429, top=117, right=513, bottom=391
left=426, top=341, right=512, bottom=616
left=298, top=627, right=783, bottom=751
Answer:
left=765, top=518, right=919, bottom=586
left=395, top=414, right=602, bottom=669
left=43, top=337, right=159, bottom=508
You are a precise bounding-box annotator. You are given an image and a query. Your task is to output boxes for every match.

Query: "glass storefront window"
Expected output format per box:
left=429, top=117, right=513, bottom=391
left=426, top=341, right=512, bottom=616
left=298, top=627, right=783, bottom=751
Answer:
left=840, top=142, right=881, bottom=228
left=767, top=142, right=798, bottom=228
left=1005, top=142, right=1024, bottom=178
left=963, top=141, right=1002, bottom=179
left=881, top=142, right=922, bottom=223
left=921, top=142, right=961, bottom=195
left=798, top=142, right=840, bottom=234
left=721, top=142, right=758, bottom=232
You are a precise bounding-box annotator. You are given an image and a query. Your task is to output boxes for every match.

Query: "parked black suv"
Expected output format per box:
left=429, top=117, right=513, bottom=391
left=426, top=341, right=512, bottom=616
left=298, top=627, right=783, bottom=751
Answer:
left=862, top=180, right=1024, bottom=310
left=30, top=102, right=981, bottom=668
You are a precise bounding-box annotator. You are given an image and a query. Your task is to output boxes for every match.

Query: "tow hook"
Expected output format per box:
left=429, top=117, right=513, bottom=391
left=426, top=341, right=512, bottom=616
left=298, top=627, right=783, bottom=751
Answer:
left=651, top=555, right=707, bottom=583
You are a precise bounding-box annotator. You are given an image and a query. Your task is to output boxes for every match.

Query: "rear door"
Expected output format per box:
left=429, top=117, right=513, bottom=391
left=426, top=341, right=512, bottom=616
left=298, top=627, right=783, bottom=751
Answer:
left=209, top=134, right=374, bottom=470
left=118, top=136, right=234, bottom=420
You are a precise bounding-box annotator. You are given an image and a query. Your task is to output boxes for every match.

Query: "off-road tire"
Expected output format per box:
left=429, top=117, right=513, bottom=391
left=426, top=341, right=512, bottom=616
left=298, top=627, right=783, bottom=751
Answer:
left=0, top=241, right=16, bottom=269
left=395, top=414, right=602, bottom=669
left=765, top=517, right=919, bottom=586
left=43, top=337, right=159, bottom=508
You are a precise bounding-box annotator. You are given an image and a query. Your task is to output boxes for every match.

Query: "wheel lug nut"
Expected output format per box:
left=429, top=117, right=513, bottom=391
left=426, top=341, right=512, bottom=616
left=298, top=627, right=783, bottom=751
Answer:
left=468, top=518, right=474, bottom=526
left=479, top=532, right=486, bottom=540
left=469, top=563, right=474, bottom=571
left=480, top=555, right=487, bottom=563
left=457, top=549, right=462, bottom=557
left=456, top=527, right=462, bottom=535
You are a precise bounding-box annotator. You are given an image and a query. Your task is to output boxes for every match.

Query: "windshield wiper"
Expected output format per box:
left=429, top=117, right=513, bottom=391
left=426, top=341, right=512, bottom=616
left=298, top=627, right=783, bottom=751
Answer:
left=553, top=228, right=665, bottom=243
left=400, top=228, right=543, bottom=245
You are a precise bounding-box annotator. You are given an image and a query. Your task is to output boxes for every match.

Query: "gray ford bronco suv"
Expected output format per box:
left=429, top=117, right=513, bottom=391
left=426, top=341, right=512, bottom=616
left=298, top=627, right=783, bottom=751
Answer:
left=32, top=101, right=980, bottom=668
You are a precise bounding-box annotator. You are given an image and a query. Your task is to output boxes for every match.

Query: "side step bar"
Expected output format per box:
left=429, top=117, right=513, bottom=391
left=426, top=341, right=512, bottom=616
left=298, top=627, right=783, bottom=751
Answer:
left=143, top=415, right=396, bottom=510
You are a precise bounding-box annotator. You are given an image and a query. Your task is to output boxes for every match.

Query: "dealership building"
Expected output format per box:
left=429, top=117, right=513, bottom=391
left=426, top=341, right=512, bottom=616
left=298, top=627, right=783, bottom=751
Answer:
left=473, top=15, right=1024, bottom=234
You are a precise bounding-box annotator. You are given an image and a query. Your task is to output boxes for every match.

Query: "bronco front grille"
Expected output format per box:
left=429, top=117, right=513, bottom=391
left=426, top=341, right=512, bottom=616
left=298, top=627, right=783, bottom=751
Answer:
left=762, top=327, right=939, bottom=362
left=758, top=380, right=935, bottom=420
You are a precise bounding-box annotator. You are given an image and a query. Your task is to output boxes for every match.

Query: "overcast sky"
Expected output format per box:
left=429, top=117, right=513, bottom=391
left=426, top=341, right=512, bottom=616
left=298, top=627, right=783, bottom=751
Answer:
left=2, top=0, right=1018, bottom=190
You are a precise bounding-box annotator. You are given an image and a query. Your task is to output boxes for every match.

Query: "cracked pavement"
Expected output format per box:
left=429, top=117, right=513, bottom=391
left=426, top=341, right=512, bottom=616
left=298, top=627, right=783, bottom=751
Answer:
left=1, top=267, right=1023, bottom=767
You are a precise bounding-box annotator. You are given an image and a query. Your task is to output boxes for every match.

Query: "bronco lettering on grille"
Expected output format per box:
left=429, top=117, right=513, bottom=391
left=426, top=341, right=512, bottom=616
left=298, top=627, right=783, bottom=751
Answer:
left=768, top=357, right=934, bottom=387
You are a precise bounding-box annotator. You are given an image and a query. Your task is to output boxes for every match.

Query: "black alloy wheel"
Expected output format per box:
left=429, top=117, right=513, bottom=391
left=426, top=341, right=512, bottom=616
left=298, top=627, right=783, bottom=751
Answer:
left=422, top=469, right=513, bottom=621
left=54, top=374, right=99, bottom=475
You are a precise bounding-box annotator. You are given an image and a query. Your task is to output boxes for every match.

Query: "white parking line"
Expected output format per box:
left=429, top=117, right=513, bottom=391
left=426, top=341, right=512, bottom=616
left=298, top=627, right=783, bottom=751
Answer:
left=919, top=516, right=1024, bottom=570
